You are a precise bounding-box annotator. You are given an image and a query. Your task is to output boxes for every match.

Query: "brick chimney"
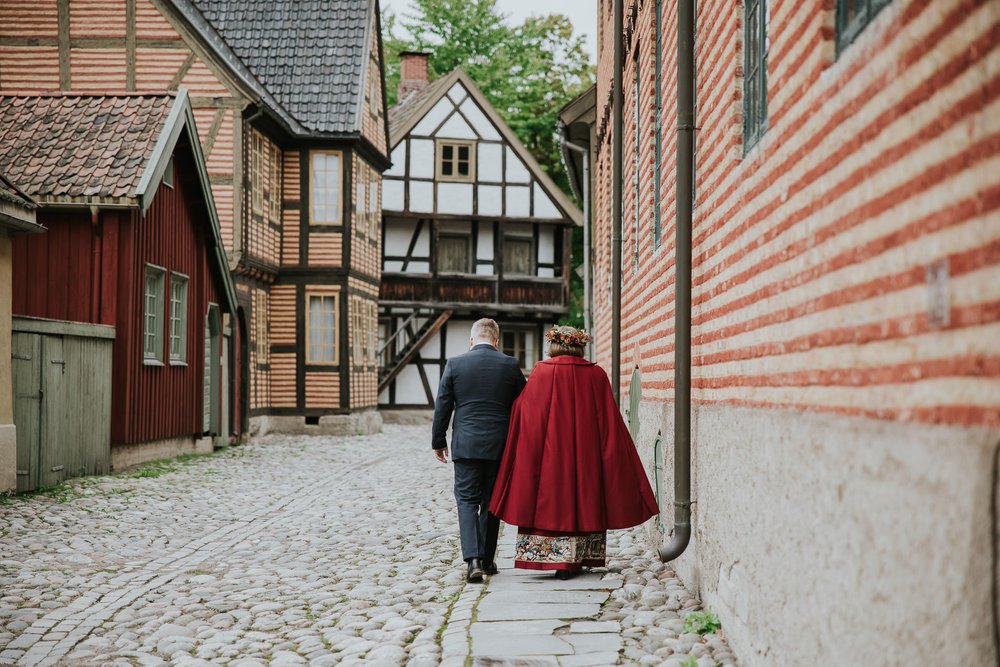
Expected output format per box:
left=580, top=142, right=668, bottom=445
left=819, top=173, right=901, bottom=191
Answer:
left=398, top=52, right=430, bottom=102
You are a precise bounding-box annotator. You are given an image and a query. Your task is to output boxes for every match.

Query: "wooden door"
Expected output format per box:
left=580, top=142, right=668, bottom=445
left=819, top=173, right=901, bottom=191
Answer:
left=11, top=332, right=41, bottom=493
left=39, top=334, right=69, bottom=488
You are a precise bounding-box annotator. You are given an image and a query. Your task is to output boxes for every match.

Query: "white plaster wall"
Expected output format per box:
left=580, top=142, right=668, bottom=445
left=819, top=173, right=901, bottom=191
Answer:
left=383, top=178, right=404, bottom=211
left=446, top=321, right=474, bottom=357
left=409, top=181, right=434, bottom=213
left=447, top=82, right=468, bottom=104
left=394, top=365, right=426, bottom=402
left=505, top=146, right=531, bottom=183
left=533, top=182, right=562, bottom=218
left=436, top=113, right=477, bottom=140
left=412, top=99, right=453, bottom=136
left=477, top=223, right=494, bottom=260
left=506, top=186, right=530, bottom=217
left=461, top=99, right=501, bottom=140
left=478, top=185, right=502, bottom=216
left=633, top=401, right=999, bottom=667
left=478, top=144, right=503, bottom=182
left=384, top=220, right=413, bottom=257
left=538, top=227, right=555, bottom=264
left=386, top=143, right=406, bottom=177
left=438, top=183, right=473, bottom=215
left=410, top=140, right=435, bottom=179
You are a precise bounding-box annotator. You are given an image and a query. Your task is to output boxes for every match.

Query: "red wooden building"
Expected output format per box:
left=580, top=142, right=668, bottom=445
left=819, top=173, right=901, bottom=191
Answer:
left=0, top=91, right=240, bottom=468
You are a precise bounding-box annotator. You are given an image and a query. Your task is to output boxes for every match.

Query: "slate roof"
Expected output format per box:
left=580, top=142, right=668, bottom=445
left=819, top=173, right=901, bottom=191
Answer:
left=183, top=0, right=373, bottom=136
left=0, top=95, right=174, bottom=201
left=387, top=75, right=453, bottom=145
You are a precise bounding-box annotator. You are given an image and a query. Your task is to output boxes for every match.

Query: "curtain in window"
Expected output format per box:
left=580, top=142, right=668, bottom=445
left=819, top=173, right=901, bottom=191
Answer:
left=312, top=153, right=341, bottom=224
left=505, top=238, right=533, bottom=276
left=309, top=295, right=337, bottom=362
left=439, top=235, right=470, bottom=273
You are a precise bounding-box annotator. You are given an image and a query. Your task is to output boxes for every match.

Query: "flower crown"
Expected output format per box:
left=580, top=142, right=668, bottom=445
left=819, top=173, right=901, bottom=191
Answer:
left=545, top=327, right=593, bottom=347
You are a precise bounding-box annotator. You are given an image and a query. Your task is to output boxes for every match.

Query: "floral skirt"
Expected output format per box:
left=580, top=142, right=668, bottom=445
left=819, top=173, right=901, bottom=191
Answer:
left=514, top=527, right=607, bottom=571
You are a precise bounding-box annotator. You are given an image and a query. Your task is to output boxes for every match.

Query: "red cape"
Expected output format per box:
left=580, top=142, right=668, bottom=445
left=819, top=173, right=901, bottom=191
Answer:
left=489, top=356, right=659, bottom=533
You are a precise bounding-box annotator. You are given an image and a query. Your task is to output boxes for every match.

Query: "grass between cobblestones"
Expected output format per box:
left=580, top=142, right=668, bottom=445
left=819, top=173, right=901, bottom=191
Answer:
left=0, top=445, right=252, bottom=506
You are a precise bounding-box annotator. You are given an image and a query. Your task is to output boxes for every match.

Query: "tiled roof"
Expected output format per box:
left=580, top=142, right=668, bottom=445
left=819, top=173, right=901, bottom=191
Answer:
left=187, top=0, right=372, bottom=135
left=0, top=173, right=36, bottom=209
left=387, top=75, right=453, bottom=145
left=0, top=95, right=174, bottom=201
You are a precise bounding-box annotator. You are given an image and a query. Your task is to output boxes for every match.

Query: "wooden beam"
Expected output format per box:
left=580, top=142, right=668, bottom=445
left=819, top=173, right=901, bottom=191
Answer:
left=378, top=309, right=452, bottom=393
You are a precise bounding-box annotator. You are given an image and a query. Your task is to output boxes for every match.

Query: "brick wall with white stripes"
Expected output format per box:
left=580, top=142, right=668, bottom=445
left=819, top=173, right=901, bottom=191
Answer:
left=593, top=1, right=1000, bottom=664
left=594, top=0, right=999, bottom=431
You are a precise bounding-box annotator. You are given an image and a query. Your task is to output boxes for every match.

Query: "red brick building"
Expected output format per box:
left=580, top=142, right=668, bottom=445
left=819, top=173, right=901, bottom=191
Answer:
left=579, top=1, right=1000, bottom=664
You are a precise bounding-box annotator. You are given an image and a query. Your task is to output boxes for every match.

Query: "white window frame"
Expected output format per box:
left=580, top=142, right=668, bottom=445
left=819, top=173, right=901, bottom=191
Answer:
left=168, top=272, right=189, bottom=365
left=310, top=151, right=343, bottom=225
left=143, top=264, right=166, bottom=365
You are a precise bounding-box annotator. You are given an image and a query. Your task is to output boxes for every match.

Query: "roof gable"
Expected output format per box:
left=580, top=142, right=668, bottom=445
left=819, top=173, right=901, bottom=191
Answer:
left=0, top=91, right=237, bottom=311
left=386, top=70, right=582, bottom=225
left=172, top=0, right=378, bottom=138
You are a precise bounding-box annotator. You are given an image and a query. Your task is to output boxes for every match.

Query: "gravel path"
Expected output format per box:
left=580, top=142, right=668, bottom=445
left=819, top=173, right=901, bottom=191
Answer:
left=0, top=424, right=737, bottom=666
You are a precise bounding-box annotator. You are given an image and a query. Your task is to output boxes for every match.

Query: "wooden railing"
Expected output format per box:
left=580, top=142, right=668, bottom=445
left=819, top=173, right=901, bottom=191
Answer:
left=380, top=273, right=566, bottom=308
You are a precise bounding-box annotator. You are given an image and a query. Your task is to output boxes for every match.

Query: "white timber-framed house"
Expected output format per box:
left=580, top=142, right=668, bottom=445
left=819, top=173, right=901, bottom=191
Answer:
left=379, top=55, right=583, bottom=408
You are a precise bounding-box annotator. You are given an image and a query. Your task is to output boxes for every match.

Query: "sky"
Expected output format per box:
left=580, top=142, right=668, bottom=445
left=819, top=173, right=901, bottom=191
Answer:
left=379, top=0, right=598, bottom=62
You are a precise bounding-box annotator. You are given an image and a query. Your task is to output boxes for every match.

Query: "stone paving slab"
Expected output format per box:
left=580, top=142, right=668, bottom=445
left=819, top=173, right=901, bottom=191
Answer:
left=484, top=590, right=609, bottom=604
left=476, top=601, right=603, bottom=622
left=470, top=620, right=568, bottom=637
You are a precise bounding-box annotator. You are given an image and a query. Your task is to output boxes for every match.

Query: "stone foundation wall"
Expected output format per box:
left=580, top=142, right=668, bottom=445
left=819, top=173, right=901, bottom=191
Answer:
left=111, top=436, right=214, bottom=472
left=249, top=410, right=383, bottom=438
left=632, top=400, right=999, bottom=667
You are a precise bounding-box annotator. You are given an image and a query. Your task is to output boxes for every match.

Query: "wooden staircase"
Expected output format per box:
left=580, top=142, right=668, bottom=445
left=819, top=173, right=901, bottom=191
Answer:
left=378, top=308, right=453, bottom=393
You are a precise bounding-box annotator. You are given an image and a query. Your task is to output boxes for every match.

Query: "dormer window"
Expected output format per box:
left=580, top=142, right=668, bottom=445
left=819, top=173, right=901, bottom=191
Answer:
left=437, top=139, right=475, bottom=182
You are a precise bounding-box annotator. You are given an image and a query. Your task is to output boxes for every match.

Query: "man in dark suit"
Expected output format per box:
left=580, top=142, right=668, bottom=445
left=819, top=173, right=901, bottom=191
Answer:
left=432, top=318, right=526, bottom=583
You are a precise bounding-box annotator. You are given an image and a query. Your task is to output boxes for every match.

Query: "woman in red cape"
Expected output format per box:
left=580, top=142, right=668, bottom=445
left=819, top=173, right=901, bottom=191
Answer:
left=489, top=326, right=658, bottom=578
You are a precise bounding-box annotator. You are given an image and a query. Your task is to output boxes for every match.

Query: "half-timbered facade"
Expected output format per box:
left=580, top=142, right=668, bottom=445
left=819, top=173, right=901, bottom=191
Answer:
left=379, top=60, right=582, bottom=407
left=0, top=0, right=391, bottom=434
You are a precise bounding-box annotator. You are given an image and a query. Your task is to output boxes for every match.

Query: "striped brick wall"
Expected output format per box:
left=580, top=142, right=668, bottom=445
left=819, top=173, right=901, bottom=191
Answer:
left=0, top=0, right=244, bottom=257
left=594, top=0, right=1000, bottom=429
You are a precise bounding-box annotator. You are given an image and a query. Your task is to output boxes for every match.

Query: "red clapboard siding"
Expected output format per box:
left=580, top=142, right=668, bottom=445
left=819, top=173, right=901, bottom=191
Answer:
left=115, top=153, right=227, bottom=445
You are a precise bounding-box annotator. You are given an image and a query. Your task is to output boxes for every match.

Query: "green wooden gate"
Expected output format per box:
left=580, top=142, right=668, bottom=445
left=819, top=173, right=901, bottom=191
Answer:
left=11, top=317, right=113, bottom=493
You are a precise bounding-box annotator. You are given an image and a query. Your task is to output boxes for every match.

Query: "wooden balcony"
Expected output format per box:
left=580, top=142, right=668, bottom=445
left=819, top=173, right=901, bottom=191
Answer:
left=380, top=273, right=567, bottom=313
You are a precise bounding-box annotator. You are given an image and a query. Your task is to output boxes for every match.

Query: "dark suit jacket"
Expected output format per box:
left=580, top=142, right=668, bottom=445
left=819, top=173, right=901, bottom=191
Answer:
left=431, top=343, right=527, bottom=461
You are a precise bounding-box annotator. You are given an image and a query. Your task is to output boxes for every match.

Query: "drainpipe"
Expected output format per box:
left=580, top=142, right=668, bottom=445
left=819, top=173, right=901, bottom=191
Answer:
left=659, top=0, right=696, bottom=563
left=560, top=137, right=592, bottom=359
left=611, top=0, right=624, bottom=405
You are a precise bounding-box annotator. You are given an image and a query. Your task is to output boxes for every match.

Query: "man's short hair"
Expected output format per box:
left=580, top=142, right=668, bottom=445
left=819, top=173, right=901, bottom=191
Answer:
left=471, top=318, right=500, bottom=342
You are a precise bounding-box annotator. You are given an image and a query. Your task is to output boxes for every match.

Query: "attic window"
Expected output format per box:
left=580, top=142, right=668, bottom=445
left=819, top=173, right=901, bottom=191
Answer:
left=437, top=140, right=475, bottom=182
left=163, top=156, right=174, bottom=188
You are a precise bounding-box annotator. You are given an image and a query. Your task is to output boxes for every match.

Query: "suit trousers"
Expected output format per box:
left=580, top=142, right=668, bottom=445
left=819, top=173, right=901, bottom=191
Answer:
left=452, top=458, right=501, bottom=563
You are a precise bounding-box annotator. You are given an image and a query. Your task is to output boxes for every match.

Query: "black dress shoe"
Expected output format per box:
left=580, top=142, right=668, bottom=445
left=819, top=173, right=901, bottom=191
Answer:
left=467, top=558, right=485, bottom=583
left=484, top=562, right=498, bottom=576
left=554, top=568, right=580, bottom=580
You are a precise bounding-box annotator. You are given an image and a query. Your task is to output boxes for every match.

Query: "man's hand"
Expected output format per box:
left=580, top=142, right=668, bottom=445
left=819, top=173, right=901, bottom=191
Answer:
left=434, top=447, right=449, bottom=464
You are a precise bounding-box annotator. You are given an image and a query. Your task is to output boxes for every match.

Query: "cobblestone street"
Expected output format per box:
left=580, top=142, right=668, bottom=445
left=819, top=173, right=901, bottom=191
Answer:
left=0, top=425, right=736, bottom=666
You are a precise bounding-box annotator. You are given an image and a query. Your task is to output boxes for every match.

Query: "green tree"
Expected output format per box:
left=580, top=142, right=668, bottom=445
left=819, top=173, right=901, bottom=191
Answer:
left=383, top=0, right=593, bottom=327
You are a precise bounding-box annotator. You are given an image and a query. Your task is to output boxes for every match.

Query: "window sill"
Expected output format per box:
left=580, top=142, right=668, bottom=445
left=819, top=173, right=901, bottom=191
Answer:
left=169, top=360, right=188, bottom=367
left=143, top=359, right=164, bottom=367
